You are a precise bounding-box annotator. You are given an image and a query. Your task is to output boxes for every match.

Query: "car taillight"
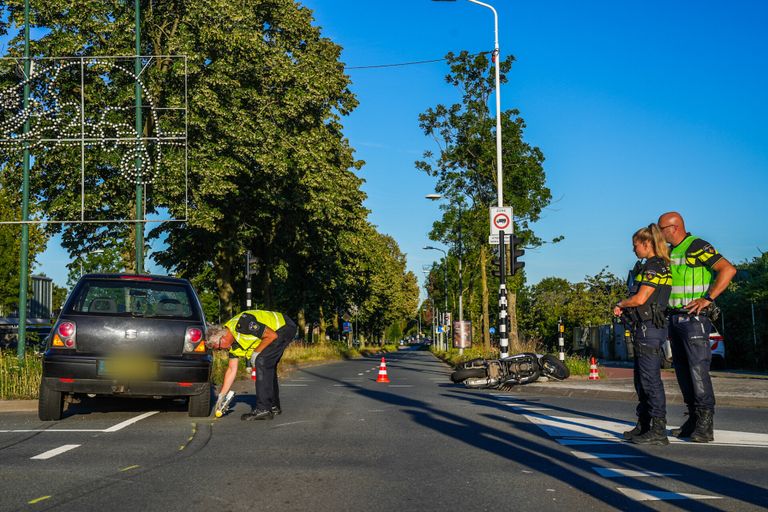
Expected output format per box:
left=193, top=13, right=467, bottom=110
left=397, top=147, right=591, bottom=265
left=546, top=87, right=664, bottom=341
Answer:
left=184, top=326, right=206, bottom=353
left=59, top=322, right=75, bottom=337
left=52, top=321, right=76, bottom=349
left=710, top=335, right=721, bottom=351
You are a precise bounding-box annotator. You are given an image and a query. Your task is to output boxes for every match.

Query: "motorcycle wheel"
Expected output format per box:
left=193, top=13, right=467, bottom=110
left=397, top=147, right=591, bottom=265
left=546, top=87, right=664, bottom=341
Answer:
left=450, top=367, right=487, bottom=383
left=540, top=355, right=570, bottom=380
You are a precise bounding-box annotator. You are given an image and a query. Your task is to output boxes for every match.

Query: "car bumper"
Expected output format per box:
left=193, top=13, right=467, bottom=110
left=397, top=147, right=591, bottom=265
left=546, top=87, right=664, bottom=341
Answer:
left=42, top=354, right=211, bottom=396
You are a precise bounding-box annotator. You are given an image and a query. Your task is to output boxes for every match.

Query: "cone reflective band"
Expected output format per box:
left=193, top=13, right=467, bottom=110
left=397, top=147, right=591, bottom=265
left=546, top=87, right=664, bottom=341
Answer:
left=588, top=357, right=600, bottom=380
left=376, top=357, right=390, bottom=383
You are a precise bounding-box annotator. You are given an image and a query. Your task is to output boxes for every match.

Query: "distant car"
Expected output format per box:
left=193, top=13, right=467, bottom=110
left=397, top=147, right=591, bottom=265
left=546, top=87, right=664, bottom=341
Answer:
left=661, top=329, right=726, bottom=370
left=38, top=273, right=212, bottom=421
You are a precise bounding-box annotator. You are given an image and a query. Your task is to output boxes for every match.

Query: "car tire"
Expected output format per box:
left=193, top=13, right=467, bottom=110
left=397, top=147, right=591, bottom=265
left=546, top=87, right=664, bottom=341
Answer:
left=188, top=383, right=212, bottom=417
left=450, top=367, right=487, bottom=383
left=38, top=380, right=64, bottom=421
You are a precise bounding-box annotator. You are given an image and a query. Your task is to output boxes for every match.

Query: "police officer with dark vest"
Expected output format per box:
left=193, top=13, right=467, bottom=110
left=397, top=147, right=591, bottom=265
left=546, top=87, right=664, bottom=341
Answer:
left=658, top=212, right=736, bottom=443
left=614, top=224, right=672, bottom=445
left=207, top=310, right=297, bottom=420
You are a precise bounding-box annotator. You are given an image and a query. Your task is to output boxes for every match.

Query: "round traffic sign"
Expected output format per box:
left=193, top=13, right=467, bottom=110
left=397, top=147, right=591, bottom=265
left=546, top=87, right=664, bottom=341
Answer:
left=493, top=212, right=510, bottom=230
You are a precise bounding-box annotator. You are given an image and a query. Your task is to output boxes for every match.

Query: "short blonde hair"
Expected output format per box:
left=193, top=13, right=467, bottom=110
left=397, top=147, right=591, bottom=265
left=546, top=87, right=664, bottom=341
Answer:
left=205, top=325, right=229, bottom=349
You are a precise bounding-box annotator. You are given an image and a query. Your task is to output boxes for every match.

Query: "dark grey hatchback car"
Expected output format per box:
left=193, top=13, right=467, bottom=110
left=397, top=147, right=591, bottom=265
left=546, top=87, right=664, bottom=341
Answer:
left=39, top=273, right=212, bottom=420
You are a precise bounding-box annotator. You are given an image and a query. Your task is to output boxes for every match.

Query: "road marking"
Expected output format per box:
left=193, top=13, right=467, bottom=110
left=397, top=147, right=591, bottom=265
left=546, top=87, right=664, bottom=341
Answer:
left=28, top=496, right=51, bottom=504
left=593, top=468, right=679, bottom=478
left=557, top=439, right=623, bottom=446
left=103, top=411, right=159, bottom=432
left=617, top=488, right=722, bottom=501
left=31, top=444, right=81, bottom=460
left=358, top=373, right=364, bottom=376
left=571, top=451, right=644, bottom=460
left=120, top=465, right=140, bottom=472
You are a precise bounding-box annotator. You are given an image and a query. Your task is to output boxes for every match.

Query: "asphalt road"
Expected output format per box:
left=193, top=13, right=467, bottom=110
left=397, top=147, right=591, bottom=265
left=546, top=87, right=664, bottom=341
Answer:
left=1, top=350, right=767, bottom=511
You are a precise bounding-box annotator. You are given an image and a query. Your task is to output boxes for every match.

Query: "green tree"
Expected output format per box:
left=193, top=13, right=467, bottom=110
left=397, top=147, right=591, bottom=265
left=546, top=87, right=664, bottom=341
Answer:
left=416, top=51, right=554, bottom=351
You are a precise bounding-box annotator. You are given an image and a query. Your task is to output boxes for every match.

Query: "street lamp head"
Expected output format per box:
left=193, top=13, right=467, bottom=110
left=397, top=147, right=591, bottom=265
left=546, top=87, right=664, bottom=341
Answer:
left=425, top=193, right=442, bottom=200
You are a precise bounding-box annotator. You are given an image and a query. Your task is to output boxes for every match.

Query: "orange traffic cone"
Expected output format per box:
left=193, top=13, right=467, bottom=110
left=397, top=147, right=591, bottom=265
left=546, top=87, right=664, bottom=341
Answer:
left=588, top=357, right=600, bottom=380
left=376, top=357, right=390, bottom=383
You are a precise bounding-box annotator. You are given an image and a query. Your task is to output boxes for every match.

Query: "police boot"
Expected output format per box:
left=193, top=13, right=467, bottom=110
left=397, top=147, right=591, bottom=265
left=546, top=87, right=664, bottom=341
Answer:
left=671, top=408, right=697, bottom=438
left=690, top=408, right=714, bottom=443
left=623, top=414, right=650, bottom=440
left=631, top=417, right=669, bottom=446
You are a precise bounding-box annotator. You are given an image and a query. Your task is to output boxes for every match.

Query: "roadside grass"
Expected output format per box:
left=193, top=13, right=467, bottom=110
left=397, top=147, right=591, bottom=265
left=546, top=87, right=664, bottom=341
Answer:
left=0, top=349, right=43, bottom=400
left=433, top=344, right=593, bottom=377
left=211, top=341, right=366, bottom=385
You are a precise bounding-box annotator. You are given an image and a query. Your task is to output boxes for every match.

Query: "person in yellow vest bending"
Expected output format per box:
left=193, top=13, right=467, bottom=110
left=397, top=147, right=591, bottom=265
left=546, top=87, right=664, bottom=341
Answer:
left=658, top=212, right=736, bottom=443
left=207, top=310, right=297, bottom=420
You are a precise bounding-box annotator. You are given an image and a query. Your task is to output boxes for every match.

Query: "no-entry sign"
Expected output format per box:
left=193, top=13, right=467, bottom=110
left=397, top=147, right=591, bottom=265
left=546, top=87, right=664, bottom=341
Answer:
left=489, top=207, right=513, bottom=236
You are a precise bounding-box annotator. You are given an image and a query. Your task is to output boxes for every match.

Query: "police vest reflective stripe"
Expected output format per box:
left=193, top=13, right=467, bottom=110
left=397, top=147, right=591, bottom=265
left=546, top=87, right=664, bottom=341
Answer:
left=225, top=310, right=286, bottom=354
left=669, top=236, right=714, bottom=308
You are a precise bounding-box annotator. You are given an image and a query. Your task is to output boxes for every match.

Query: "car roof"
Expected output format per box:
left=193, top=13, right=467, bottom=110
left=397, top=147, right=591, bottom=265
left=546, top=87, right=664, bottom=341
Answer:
left=78, top=273, right=191, bottom=285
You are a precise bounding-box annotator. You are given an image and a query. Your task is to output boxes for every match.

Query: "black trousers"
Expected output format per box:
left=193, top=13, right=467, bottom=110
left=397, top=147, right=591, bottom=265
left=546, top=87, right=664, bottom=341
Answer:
left=633, top=322, right=667, bottom=419
left=254, top=317, right=297, bottom=411
left=669, top=314, right=715, bottom=411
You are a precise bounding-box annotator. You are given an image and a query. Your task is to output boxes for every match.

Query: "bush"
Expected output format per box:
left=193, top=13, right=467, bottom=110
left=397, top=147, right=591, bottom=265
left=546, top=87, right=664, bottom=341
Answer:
left=1, top=349, right=43, bottom=400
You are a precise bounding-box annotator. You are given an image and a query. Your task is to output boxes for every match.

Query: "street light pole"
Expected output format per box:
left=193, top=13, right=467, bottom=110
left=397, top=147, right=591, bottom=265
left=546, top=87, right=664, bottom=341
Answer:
left=424, top=246, right=449, bottom=351
left=433, top=0, right=503, bottom=206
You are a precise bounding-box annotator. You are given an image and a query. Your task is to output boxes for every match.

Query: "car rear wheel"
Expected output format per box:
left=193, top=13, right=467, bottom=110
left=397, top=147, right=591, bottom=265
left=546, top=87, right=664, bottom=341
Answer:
left=188, top=384, right=212, bottom=417
left=38, top=380, right=64, bottom=421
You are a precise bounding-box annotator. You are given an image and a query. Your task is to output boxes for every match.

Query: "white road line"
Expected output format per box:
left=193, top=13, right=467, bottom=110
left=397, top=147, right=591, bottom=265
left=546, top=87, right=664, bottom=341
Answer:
left=557, top=439, right=623, bottom=446
left=31, top=444, right=81, bottom=460
left=358, top=373, right=364, bottom=376
left=1, top=411, right=159, bottom=434
left=593, top=468, right=679, bottom=478
left=103, top=411, right=159, bottom=432
left=617, top=488, right=722, bottom=501
left=571, top=451, right=645, bottom=460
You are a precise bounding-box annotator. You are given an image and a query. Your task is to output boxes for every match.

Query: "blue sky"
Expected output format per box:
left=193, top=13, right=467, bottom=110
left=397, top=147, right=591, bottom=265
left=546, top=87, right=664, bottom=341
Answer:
left=8, top=0, right=768, bottom=292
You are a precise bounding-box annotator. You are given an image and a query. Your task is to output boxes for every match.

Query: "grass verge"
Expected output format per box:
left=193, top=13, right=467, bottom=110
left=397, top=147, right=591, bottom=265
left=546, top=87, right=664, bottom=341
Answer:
left=1, top=349, right=43, bottom=400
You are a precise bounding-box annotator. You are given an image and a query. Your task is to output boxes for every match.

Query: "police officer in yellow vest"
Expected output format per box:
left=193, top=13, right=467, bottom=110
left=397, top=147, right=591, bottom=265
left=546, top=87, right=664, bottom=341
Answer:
left=207, top=310, right=297, bottom=420
left=614, top=224, right=672, bottom=445
left=658, top=212, right=736, bottom=442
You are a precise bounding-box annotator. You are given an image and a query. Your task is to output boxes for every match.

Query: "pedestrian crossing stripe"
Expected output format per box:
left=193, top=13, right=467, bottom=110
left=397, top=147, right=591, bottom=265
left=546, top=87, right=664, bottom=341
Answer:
left=617, top=488, right=722, bottom=501
left=593, top=468, right=679, bottom=478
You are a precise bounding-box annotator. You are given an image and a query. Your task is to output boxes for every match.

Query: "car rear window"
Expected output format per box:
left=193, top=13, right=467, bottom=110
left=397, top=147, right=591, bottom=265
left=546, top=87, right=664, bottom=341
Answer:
left=66, top=279, right=200, bottom=320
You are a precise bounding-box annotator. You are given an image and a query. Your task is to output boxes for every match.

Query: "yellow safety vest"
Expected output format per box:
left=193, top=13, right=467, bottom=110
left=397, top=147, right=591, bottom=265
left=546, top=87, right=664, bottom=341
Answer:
left=225, top=310, right=285, bottom=358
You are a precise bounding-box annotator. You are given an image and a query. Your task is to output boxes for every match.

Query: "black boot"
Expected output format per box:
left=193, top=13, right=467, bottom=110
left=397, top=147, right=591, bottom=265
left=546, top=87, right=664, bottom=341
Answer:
left=690, top=408, right=714, bottom=443
left=271, top=405, right=282, bottom=416
left=241, top=409, right=274, bottom=421
left=631, top=417, right=669, bottom=445
left=623, top=415, right=650, bottom=440
left=671, top=408, right=696, bottom=438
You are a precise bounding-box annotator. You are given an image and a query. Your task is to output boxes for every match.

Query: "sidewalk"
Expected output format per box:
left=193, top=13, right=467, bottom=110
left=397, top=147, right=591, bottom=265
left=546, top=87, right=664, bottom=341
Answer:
left=517, top=364, right=768, bottom=408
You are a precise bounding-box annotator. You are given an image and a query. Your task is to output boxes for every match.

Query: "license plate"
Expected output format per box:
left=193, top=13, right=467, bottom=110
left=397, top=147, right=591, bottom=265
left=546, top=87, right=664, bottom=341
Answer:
left=98, top=358, right=158, bottom=380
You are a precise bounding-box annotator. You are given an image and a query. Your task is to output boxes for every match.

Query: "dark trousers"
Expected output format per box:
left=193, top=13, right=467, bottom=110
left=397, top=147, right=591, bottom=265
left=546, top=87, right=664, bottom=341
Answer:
left=669, top=314, right=715, bottom=411
left=633, top=323, right=667, bottom=419
left=255, top=317, right=297, bottom=411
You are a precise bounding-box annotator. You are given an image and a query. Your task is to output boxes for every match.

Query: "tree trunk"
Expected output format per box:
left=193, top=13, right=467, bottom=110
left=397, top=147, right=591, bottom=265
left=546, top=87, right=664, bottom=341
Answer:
left=318, top=305, right=327, bottom=344
left=480, top=244, right=491, bottom=352
left=297, top=308, right=306, bottom=342
left=215, top=249, right=236, bottom=319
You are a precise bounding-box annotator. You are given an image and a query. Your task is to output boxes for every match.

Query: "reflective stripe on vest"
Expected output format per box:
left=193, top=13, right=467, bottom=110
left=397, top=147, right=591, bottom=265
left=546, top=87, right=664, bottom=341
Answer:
left=225, top=310, right=286, bottom=355
left=669, top=235, right=714, bottom=308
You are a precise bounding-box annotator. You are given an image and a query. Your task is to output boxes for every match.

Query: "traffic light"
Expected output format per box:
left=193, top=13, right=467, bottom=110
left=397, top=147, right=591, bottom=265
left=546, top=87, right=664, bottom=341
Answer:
left=511, top=235, right=525, bottom=276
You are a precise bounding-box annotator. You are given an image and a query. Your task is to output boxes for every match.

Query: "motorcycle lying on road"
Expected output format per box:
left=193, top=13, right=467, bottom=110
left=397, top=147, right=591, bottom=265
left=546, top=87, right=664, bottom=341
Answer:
left=450, top=353, right=570, bottom=390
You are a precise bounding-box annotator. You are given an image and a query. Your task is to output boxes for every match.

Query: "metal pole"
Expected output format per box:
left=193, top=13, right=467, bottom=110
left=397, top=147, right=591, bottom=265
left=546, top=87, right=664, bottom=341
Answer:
left=467, top=0, right=503, bottom=207
left=498, top=231, right=508, bottom=357
left=17, top=0, right=32, bottom=359
left=558, top=317, right=565, bottom=362
left=134, top=0, right=144, bottom=274
left=246, top=251, right=252, bottom=308
left=752, top=301, right=758, bottom=364
left=458, top=207, right=464, bottom=355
